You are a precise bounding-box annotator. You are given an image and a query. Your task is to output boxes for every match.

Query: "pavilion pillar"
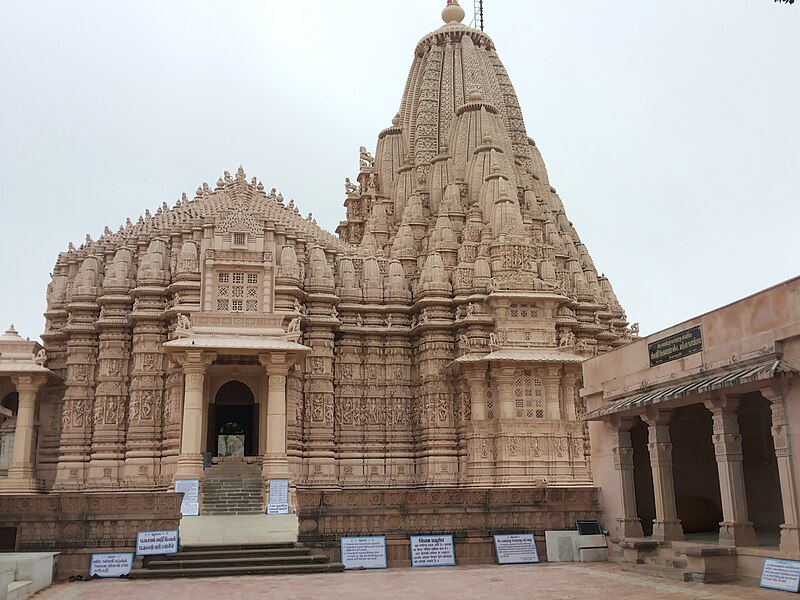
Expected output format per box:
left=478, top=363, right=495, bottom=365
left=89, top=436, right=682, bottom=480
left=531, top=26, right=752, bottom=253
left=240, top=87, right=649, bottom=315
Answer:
left=642, top=409, right=684, bottom=541
left=762, top=385, right=800, bottom=557
left=704, top=396, right=757, bottom=547
left=8, top=374, right=47, bottom=492
left=609, top=416, right=644, bottom=539
left=174, top=351, right=215, bottom=481
left=260, top=355, right=291, bottom=482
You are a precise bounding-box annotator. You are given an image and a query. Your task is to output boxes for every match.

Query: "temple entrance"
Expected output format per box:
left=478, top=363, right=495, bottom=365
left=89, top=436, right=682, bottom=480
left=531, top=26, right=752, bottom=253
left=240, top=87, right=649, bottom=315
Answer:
left=209, top=381, right=257, bottom=457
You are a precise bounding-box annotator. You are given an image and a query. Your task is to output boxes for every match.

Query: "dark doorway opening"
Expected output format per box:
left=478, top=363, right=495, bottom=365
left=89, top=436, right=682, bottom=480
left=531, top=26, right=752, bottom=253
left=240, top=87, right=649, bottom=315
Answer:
left=209, top=381, right=257, bottom=457
left=672, top=404, right=723, bottom=535
left=741, top=391, right=783, bottom=541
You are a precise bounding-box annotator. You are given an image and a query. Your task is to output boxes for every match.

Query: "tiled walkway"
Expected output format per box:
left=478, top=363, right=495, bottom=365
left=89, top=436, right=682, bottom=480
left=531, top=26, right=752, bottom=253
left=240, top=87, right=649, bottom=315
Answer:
left=33, top=563, right=785, bottom=600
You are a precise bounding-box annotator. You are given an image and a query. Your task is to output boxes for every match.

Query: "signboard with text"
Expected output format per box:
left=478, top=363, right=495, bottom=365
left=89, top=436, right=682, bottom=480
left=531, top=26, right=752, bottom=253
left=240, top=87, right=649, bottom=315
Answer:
left=761, top=559, right=800, bottom=593
left=90, top=553, right=134, bottom=578
left=648, top=326, right=703, bottom=367
left=340, top=536, right=388, bottom=570
left=410, top=534, right=456, bottom=567
left=174, top=479, right=199, bottom=516
left=135, top=530, right=179, bottom=556
left=267, top=479, right=289, bottom=515
left=493, top=534, right=539, bottom=565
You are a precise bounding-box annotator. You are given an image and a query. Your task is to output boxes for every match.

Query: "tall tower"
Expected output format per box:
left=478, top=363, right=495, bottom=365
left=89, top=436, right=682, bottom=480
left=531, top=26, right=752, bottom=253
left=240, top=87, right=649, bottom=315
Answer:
left=335, top=0, right=631, bottom=486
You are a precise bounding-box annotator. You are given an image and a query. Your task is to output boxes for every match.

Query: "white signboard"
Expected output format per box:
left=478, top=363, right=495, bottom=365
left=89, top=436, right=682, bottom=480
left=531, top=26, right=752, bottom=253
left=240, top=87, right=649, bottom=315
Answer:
left=493, top=534, right=540, bottom=564
left=136, top=530, right=179, bottom=556
left=410, top=534, right=456, bottom=567
left=90, top=553, right=134, bottom=578
left=174, top=479, right=199, bottom=516
left=761, top=558, right=800, bottom=593
left=340, top=536, right=388, bottom=570
left=267, top=479, right=289, bottom=515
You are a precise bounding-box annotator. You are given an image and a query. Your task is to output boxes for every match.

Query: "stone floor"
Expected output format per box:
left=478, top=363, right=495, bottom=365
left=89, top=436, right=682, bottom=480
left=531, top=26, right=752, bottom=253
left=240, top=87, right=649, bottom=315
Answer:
left=32, top=563, right=788, bottom=599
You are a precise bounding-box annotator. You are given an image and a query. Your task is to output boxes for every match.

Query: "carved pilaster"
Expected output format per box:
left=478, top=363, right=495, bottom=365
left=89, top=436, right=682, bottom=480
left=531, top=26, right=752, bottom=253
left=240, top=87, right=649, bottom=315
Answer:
left=608, top=416, right=644, bottom=539
left=704, top=396, right=757, bottom=547
left=642, top=409, right=684, bottom=542
left=762, top=385, right=800, bottom=557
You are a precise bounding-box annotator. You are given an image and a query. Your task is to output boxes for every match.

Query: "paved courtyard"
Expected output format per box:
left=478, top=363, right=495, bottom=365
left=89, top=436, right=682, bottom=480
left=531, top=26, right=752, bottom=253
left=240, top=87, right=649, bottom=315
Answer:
left=32, top=563, right=786, bottom=600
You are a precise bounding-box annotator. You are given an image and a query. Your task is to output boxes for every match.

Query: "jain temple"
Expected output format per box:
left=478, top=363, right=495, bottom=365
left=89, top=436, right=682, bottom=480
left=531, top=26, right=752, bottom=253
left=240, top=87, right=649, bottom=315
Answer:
left=1, top=0, right=799, bottom=586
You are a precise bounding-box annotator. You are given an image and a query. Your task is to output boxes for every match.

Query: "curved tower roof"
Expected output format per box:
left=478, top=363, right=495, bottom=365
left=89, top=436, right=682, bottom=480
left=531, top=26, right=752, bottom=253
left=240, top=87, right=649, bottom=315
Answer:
left=337, top=1, right=626, bottom=324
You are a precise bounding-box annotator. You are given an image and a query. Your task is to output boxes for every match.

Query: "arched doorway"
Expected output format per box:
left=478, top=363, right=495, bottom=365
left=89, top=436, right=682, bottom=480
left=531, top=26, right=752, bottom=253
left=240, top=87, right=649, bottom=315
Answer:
left=209, top=381, right=257, bottom=457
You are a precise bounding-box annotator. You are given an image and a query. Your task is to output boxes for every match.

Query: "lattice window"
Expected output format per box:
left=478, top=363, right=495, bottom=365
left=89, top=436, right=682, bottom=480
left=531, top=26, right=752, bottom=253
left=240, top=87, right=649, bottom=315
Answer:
left=513, top=369, right=539, bottom=418
left=215, top=271, right=260, bottom=313
left=486, top=386, right=494, bottom=420
left=233, top=232, right=247, bottom=246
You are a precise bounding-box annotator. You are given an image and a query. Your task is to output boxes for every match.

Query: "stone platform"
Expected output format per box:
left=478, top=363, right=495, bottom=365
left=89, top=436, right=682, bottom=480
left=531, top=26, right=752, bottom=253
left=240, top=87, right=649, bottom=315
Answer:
left=297, top=486, right=601, bottom=566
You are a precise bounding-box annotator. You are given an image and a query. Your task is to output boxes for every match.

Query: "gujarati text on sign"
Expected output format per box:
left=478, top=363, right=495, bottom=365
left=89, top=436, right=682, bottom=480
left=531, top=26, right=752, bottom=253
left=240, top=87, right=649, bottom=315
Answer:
left=648, top=326, right=702, bottom=367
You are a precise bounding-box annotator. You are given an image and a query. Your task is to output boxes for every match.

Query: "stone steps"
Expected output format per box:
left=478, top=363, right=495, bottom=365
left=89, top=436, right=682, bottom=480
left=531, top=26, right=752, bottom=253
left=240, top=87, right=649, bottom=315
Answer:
left=201, top=463, right=265, bottom=515
left=130, top=542, right=343, bottom=579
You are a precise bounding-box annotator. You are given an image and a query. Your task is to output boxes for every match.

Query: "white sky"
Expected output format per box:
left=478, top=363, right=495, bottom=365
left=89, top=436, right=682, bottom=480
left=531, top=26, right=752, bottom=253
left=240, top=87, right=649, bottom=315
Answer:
left=1, top=0, right=797, bottom=342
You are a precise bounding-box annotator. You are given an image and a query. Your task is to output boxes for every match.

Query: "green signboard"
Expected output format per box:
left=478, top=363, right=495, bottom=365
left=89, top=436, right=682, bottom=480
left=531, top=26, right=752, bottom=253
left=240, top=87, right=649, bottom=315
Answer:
left=648, top=326, right=703, bottom=367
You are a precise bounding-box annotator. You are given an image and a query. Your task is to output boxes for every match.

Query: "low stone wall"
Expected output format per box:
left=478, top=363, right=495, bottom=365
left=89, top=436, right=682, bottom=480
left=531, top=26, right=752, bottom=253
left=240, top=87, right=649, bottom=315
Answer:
left=297, top=486, right=601, bottom=566
left=0, top=493, right=182, bottom=579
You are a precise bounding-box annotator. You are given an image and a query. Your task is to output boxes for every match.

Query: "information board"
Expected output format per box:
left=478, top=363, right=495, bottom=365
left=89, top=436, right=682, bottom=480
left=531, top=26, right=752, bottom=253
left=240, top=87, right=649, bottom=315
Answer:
left=648, top=326, right=703, bottom=367
left=90, top=553, right=134, bottom=578
left=340, top=536, right=388, bottom=570
left=410, top=534, right=456, bottom=567
left=761, top=558, right=800, bottom=593
left=135, top=530, right=179, bottom=556
left=493, top=534, right=540, bottom=565
left=267, top=479, right=289, bottom=515
left=174, top=479, right=199, bottom=516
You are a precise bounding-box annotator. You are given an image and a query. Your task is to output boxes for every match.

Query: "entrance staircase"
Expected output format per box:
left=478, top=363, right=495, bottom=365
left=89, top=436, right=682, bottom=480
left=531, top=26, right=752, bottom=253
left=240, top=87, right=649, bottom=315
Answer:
left=201, top=462, right=264, bottom=515
left=129, top=542, right=344, bottom=579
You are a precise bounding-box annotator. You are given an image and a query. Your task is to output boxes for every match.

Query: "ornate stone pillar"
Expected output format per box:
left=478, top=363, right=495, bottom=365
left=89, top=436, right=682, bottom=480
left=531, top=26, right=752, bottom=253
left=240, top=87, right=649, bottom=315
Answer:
left=762, top=385, right=800, bottom=557
left=174, top=351, right=215, bottom=480
left=642, top=409, right=684, bottom=541
left=8, top=374, right=47, bottom=492
left=609, top=416, right=644, bottom=539
left=704, top=396, right=757, bottom=546
left=260, top=355, right=290, bottom=481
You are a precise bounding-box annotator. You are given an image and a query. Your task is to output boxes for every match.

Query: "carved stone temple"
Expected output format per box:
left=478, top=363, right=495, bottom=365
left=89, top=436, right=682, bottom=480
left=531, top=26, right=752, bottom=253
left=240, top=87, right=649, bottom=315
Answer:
left=0, top=1, right=633, bottom=573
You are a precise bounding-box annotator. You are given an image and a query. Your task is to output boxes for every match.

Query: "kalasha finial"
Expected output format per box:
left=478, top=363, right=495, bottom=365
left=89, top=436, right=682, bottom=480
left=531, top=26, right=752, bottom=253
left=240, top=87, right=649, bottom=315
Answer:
left=442, top=0, right=465, bottom=24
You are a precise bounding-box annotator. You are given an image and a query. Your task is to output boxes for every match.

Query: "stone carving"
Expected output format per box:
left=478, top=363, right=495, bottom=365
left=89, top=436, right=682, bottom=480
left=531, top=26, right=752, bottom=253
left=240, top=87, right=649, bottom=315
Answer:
left=359, top=146, right=375, bottom=168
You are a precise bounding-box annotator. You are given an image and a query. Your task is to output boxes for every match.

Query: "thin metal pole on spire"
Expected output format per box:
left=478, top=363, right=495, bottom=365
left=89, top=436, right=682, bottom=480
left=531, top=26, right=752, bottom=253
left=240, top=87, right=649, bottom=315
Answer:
left=476, top=0, right=484, bottom=31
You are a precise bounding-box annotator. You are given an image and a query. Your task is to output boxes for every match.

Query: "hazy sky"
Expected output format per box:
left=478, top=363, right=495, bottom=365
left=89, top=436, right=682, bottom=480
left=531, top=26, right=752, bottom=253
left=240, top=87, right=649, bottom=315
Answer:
left=1, top=0, right=797, bottom=342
